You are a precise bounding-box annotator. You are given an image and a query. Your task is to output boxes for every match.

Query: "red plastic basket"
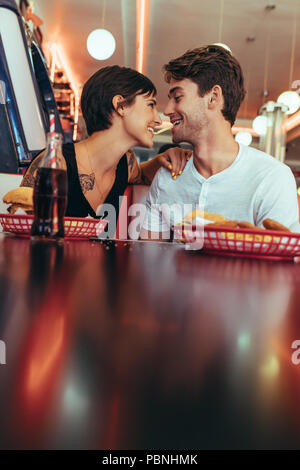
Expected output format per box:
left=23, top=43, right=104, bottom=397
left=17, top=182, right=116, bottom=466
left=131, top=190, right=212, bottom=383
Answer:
left=173, top=224, right=300, bottom=260
left=0, top=213, right=107, bottom=239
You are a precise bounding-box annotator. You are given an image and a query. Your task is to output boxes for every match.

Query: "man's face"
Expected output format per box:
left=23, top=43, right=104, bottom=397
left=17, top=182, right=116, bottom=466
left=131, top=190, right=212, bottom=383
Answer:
left=164, top=78, right=209, bottom=144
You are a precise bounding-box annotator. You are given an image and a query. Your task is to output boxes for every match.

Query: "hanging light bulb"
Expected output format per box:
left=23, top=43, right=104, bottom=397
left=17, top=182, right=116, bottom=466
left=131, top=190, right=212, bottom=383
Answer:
left=252, top=115, right=267, bottom=135
left=212, top=42, right=232, bottom=54
left=235, top=131, right=252, bottom=146
left=277, top=91, right=300, bottom=115
left=87, top=29, right=116, bottom=60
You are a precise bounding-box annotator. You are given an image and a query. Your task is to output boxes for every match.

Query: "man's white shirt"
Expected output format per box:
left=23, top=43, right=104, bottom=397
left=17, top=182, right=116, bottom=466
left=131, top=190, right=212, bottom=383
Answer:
left=142, top=143, right=299, bottom=233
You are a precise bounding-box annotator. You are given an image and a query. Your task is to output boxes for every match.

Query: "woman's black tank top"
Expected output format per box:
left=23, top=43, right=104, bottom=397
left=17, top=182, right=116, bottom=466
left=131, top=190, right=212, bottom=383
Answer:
left=63, top=143, right=128, bottom=220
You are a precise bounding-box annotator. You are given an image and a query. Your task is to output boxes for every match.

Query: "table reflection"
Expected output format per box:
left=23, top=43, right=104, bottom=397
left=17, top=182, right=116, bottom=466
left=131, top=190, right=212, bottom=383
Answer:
left=1, top=237, right=300, bottom=449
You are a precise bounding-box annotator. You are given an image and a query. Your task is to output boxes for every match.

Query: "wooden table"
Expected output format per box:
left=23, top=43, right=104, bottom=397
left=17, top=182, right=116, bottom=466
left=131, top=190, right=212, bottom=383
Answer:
left=1, top=233, right=300, bottom=449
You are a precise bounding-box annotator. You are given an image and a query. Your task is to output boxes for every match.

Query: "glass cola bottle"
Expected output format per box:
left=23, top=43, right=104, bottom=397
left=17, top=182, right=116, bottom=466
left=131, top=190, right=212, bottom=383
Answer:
left=31, top=132, right=68, bottom=240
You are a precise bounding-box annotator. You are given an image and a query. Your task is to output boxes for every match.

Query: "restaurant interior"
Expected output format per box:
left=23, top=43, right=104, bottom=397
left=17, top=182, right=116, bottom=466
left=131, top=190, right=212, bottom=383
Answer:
left=1, top=0, right=300, bottom=452
left=1, top=0, right=300, bottom=170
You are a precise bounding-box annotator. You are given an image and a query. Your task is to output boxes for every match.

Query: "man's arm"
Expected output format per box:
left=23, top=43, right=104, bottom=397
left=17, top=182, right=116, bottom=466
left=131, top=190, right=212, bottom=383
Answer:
left=255, top=165, right=299, bottom=229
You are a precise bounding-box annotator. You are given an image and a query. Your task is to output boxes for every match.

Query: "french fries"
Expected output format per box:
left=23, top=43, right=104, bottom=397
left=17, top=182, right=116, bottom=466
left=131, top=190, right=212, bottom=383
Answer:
left=179, top=210, right=291, bottom=233
left=262, top=219, right=290, bottom=232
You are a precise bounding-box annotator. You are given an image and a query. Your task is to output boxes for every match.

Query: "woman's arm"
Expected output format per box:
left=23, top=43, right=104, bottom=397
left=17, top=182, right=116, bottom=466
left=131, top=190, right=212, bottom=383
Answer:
left=20, top=151, right=46, bottom=187
left=127, top=148, right=191, bottom=185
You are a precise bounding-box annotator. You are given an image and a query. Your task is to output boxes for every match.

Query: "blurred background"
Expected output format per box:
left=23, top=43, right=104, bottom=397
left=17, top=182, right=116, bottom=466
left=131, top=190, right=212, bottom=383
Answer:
left=1, top=0, right=300, bottom=177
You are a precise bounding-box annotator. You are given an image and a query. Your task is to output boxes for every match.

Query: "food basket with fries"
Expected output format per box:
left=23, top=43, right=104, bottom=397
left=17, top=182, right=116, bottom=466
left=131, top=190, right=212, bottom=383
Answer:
left=173, top=209, right=300, bottom=260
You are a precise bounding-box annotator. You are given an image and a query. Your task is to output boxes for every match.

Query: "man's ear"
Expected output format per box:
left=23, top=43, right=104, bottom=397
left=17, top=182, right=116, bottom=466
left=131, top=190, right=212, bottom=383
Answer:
left=112, top=95, right=126, bottom=116
left=208, top=85, right=223, bottom=108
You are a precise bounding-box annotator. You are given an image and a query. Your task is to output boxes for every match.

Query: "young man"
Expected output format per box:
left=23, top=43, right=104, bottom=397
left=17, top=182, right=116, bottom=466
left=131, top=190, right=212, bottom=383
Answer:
left=140, top=45, right=299, bottom=241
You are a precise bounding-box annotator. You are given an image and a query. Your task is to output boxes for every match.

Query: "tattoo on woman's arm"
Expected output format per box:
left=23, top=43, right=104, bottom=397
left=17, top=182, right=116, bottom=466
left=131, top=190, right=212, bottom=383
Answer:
left=21, top=173, right=35, bottom=188
left=21, top=157, right=42, bottom=187
left=79, top=173, right=95, bottom=194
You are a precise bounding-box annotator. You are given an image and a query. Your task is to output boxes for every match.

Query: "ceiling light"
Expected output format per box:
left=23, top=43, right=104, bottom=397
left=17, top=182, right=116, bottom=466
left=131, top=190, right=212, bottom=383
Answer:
left=235, top=131, right=252, bottom=146
left=87, top=29, right=116, bottom=60
left=277, top=91, right=300, bottom=115
left=252, top=115, right=267, bottom=135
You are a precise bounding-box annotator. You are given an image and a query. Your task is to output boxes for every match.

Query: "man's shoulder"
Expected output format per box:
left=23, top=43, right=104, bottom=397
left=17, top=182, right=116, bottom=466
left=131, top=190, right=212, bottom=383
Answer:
left=147, top=164, right=192, bottom=204
left=241, top=144, right=291, bottom=175
left=153, top=166, right=177, bottom=188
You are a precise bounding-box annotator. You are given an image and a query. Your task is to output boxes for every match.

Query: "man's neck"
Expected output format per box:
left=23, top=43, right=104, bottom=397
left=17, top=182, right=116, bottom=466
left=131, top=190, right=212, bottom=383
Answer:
left=192, top=122, right=239, bottom=179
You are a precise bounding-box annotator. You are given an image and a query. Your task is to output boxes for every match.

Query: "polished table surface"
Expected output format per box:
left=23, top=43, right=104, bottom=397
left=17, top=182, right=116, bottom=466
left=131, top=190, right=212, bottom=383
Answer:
left=1, top=233, right=300, bottom=449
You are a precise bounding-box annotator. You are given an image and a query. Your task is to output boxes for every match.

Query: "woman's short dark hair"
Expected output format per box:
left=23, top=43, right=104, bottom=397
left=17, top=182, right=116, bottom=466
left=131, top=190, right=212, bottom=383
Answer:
left=81, top=65, right=157, bottom=135
left=163, top=45, right=245, bottom=126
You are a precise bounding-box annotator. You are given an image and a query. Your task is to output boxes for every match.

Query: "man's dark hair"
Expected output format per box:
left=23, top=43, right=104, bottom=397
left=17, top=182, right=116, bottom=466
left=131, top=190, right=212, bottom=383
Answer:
left=81, top=65, right=157, bottom=135
left=163, top=45, right=245, bottom=126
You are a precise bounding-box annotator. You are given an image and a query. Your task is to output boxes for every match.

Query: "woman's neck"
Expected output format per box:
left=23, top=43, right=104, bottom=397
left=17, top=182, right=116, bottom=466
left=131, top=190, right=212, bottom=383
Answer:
left=76, top=126, right=135, bottom=175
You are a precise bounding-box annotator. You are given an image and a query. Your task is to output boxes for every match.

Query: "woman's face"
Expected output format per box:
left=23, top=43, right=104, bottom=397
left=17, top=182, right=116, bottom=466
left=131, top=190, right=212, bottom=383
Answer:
left=122, top=92, right=162, bottom=148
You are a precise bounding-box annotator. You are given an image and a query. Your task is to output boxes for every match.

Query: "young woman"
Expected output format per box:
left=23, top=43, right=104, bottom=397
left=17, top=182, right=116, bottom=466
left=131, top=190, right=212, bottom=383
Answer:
left=21, top=65, right=189, bottom=224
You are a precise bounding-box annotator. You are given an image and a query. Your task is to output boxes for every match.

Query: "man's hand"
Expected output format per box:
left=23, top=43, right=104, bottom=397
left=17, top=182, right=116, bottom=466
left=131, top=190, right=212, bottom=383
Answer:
left=157, top=148, right=192, bottom=180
